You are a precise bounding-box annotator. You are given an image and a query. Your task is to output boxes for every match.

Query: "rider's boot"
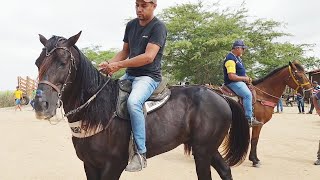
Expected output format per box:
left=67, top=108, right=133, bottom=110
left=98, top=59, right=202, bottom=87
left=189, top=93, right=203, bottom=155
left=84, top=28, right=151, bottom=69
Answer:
left=248, top=117, right=264, bottom=127
left=125, top=152, right=147, bottom=172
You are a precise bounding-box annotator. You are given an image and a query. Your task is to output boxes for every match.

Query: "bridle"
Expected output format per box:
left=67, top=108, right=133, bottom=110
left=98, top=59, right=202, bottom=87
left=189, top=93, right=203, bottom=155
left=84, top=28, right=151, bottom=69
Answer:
left=39, top=46, right=76, bottom=107
left=287, top=65, right=311, bottom=92
left=38, top=42, right=111, bottom=117
left=254, top=65, right=312, bottom=100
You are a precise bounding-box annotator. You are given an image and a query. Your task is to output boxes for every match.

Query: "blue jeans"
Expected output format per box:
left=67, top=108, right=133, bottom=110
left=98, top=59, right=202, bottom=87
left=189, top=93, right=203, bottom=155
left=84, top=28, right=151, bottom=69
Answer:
left=277, top=99, right=283, bottom=112
left=120, top=74, right=160, bottom=154
left=227, top=81, right=252, bottom=120
left=297, top=99, right=304, bottom=113
left=30, top=99, right=35, bottom=109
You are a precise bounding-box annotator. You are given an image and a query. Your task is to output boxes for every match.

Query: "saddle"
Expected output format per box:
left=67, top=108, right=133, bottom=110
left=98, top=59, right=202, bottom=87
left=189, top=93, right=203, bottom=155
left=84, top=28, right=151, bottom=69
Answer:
left=219, top=84, right=257, bottom=104
left=116, top=78, right=171, bottom=120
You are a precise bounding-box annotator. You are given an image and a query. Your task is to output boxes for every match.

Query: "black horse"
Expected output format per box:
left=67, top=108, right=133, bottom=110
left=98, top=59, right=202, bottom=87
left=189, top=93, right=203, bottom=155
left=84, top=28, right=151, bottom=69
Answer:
left=34, top=32, right=250, bottom=180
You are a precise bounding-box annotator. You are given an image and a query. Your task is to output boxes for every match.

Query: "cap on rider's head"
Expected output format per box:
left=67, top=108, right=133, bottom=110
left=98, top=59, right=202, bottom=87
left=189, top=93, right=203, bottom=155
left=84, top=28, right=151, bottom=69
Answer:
left=232, top=40, right=248, bottom=49
left=143, top=0, right=157, bottom=4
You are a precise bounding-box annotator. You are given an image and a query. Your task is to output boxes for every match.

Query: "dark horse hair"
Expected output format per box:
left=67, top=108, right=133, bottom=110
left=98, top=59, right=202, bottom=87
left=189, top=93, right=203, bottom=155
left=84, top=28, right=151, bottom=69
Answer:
left=222, top=97, right=250, bottom=166
left=34, top=32, right=250, bottom=180
left=253, top=63, right=305, bottom=85
left=68, top=44, right=118, bottom=129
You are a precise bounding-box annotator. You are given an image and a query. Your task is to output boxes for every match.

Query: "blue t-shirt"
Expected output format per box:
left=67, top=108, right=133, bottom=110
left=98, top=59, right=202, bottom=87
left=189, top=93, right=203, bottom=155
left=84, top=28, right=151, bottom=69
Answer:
left=223, top=52, right=246, bottom=85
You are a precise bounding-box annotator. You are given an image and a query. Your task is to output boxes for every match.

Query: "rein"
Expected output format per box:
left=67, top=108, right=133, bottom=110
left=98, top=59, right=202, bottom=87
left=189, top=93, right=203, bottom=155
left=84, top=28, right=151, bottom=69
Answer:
left=63, top=77, right=111, bottom=117
left=253, top=65, right=311, bottom=102
left=253, top=86, right=280, bottom=100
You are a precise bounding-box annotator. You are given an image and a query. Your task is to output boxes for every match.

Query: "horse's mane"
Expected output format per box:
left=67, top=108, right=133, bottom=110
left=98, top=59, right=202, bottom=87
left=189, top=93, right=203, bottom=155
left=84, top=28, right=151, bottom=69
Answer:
left=71, top=45, right=118, bottom=129
left=252, top=62, right=304, bottom=85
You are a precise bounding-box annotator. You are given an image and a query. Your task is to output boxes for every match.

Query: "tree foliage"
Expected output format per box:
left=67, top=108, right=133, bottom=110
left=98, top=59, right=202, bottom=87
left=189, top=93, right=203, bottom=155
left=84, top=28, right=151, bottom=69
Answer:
left=81, top=46, right=125, bottom=79
left=159, top=2, right=320, bottom=85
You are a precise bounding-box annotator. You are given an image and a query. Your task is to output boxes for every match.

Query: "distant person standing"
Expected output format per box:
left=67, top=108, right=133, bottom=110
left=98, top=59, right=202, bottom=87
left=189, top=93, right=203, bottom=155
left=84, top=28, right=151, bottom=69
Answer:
left=276, top=95, right=284, bottom=113
left=30, top=89, right=36, bottom=110
left=13, top=86, right=23, bottom=111
left=296, top=92, right=304, bottom=114
left=308, top=81, right=320, bottom=114
left=311, top=90, right=320, bottom=165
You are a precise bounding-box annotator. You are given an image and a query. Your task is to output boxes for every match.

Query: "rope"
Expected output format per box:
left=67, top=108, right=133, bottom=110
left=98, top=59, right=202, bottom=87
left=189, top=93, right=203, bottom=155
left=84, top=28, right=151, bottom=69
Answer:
left=253, top=86, right=280, bottom=100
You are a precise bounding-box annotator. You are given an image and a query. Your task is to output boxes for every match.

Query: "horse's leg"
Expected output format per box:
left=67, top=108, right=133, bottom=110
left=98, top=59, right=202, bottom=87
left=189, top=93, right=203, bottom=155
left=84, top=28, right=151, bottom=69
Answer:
left=84, top=163, right=101, bottom=180
left=210, top=150, right=233, bottom=180
left=193, top=147, right=213, bottom=180
left=100, top=158, right=127, bottom=180
left=249, top=126, right=263, bottom=167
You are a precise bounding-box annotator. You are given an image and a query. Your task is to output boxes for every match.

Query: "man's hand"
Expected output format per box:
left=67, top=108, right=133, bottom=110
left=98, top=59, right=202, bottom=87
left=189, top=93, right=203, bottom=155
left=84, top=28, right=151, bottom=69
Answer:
left=98, top=61, right=110, bottom=74
left=245, top=76, right=252, bottom=84
left=98, top=61, right=122, bottom=75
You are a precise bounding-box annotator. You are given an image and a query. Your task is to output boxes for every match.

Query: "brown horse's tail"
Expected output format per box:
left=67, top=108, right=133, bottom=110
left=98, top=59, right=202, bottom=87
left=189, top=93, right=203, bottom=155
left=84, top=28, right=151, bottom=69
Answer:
left=221, top=97, right=250, bottom=166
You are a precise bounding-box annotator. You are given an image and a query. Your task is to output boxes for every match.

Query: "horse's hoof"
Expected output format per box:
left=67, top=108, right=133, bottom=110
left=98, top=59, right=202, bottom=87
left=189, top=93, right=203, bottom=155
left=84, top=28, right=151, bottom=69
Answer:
left=252, top=161, right=261, bottom=168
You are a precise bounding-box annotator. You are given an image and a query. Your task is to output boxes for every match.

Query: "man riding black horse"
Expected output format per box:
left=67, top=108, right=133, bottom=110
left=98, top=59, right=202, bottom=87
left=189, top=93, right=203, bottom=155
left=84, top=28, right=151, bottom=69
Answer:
left=99, top=0, right=167, bottom=172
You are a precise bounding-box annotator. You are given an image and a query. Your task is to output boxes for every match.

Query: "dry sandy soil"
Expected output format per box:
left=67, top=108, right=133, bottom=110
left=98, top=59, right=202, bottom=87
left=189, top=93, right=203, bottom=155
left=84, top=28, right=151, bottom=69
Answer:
left=0, top=105, right=320, bottom=180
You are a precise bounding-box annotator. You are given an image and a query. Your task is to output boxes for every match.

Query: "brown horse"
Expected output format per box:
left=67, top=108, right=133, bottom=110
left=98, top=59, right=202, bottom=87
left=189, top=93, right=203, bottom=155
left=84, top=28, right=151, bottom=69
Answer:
left=248, top=62, right=312, bottom=167
left=33, top=32, right=250, bottom=180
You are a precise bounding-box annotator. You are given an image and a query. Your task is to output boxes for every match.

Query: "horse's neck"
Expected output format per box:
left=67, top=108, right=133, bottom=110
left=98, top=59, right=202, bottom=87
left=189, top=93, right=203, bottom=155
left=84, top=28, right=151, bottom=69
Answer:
left=255, top=68, right=288, bottom=99
left=62, top=57, right=118, bottom=123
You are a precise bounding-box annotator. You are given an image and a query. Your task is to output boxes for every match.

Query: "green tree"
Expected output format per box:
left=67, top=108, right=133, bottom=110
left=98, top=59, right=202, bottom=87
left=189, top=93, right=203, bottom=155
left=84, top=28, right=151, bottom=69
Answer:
left=159, top=2, right=319, bottom=85
left=82, top=46, right=125, bottom=79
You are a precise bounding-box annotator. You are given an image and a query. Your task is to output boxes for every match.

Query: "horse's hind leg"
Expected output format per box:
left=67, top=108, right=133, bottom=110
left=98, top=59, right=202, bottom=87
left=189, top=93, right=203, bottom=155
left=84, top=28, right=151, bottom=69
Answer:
left=193, top=148, right=213, bottom=180
left=211, top=151, right=233, bottom=180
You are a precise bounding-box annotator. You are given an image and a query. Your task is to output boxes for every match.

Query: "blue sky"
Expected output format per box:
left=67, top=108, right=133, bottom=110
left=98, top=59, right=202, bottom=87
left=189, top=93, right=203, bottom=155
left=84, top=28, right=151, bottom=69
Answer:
left=1, top=0, right=319, bottom=90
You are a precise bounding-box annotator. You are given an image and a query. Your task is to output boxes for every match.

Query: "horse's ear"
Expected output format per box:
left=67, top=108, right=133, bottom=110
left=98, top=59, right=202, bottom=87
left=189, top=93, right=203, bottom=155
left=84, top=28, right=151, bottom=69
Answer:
left=39, top=34, right=48, bottom=46
left=289, top=61, right=297, bottom=70
left=293, top=59, right=300, bottom=64
left=65, top=31, right=82, bottom=47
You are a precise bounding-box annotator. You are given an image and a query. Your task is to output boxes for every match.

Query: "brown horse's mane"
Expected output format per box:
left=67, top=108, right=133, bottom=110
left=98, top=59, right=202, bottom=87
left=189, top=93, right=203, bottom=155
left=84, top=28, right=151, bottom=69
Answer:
left=252, top=62, right=304, bottom=85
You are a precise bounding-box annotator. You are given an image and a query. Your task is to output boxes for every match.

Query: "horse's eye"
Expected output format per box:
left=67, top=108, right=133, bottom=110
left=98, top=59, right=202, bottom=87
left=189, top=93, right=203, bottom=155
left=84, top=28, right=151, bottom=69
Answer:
left=58, top=61, right=67, bottom=68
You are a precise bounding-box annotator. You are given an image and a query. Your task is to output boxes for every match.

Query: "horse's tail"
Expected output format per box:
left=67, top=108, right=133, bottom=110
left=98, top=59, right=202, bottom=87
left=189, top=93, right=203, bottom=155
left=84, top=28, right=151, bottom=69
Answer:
left=221, top=96, right=250, bottom=166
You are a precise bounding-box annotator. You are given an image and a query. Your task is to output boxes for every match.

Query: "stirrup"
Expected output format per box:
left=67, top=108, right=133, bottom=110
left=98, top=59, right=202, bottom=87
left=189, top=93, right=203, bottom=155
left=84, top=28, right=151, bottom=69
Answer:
left=125, top=153, right=147, bottom=172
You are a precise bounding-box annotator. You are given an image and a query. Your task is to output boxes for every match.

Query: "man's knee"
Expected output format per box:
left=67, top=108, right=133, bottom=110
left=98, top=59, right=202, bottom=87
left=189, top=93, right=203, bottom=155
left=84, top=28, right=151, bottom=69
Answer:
left=127, top=97, right=143, bottom=111
left=242, top=92, right=252, bottom=100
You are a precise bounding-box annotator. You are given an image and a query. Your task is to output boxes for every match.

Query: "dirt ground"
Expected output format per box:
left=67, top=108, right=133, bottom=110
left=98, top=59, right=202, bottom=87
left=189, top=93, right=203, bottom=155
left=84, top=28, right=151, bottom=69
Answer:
left=0, top=105, right=320, bottom=180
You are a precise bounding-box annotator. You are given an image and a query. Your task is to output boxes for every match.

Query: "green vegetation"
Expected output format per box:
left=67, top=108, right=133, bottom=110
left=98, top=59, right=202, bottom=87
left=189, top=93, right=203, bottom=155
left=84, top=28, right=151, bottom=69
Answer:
left=82, top=46, right=125, bottom=79
left=0, top=91, right=14, bottom=108
left=159, top=1, right=320, bottom=84
left=81, top=2, right=320, bottom=86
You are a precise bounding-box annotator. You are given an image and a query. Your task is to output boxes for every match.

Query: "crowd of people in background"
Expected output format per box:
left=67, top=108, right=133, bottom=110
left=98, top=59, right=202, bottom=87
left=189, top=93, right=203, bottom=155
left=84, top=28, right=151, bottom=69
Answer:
left=273, top=81, right=320, bottom=115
